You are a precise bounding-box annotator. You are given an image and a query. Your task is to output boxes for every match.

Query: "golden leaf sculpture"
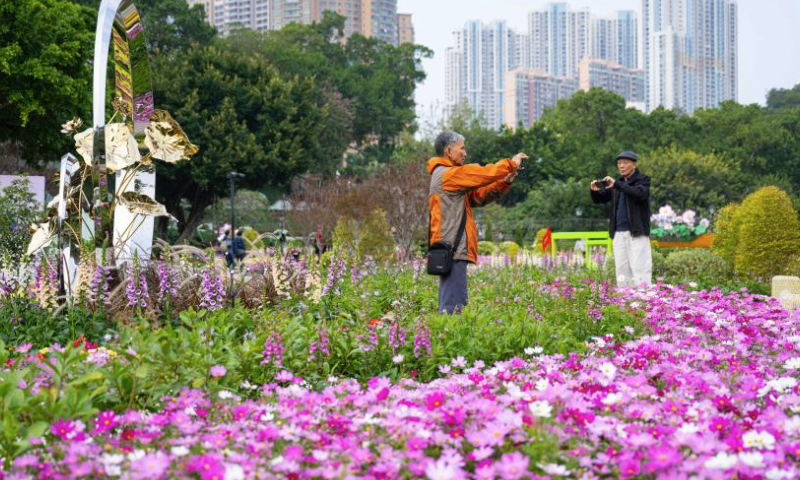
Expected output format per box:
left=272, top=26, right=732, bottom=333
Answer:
left=144, top=110, right=199, bottom=163
left=27, top=222, right=55, bottom=256
left=118, top=191, right=174, bottom=218
left=74, top=128, right=94, bottom=166
left=105, top=123, right=142, bottom=172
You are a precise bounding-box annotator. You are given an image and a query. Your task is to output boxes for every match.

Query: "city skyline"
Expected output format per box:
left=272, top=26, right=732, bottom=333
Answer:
left=399, top=0, right=800, bottom=121
left=444, top=5, right=645, bottom=129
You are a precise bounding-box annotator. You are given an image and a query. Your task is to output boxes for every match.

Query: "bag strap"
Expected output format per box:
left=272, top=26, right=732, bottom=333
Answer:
left=452, top=203, right=467, bottom=252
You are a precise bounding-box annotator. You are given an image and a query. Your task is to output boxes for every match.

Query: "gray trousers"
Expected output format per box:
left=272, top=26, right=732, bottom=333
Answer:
left=438, top=260, right=469, bottom=314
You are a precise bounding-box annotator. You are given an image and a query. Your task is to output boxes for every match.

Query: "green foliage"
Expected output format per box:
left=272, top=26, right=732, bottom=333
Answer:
left=477, top=241, right=497, bottom=256
left=643, top=148, right=744, bottom=216
left=0, top=0, right=95, bottom=162
left=767, top=84, right=800, bottom=110
left=358, top=209, right=396, bottom=263
left=0, top=297, right=111, bottom=347
left=664, top=249, right=733, bottom=282
left=710, top=203, right=740, bottom=266
left=734, top=186, right=800, bottom=280
left=0, top=179, right=40, bottom=263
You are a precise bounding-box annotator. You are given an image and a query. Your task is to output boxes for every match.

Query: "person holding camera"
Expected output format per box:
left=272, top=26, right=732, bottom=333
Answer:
left=428, top=131, right=526, bottom=314
left=590, top=151, right=652, bottom=287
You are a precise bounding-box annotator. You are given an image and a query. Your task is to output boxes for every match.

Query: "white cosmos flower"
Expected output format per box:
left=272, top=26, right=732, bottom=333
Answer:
left=529, top=400, right=552, bottom=418
left=704, top=452, right=738, bottom=469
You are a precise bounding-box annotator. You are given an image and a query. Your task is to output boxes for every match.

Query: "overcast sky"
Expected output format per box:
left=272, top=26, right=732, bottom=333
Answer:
left=397, top=0, right=800, bottom=117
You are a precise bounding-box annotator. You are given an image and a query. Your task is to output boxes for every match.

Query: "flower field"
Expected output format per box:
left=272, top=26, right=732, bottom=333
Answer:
left=1, top=255, right=798, bottom=479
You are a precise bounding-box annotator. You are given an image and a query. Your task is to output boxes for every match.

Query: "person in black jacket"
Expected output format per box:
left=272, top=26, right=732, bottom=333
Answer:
left=590, top=151, right=652, bottom=287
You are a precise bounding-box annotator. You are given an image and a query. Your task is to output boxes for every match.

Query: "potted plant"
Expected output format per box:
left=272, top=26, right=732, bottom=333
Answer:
left=650, top=205, right=710, bottom=242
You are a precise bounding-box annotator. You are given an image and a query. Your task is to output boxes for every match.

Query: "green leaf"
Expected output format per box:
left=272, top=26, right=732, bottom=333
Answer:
left=70, top=371, right=104, bottom=386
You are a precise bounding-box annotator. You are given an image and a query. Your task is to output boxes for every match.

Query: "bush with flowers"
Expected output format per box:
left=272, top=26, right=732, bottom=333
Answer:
left=650, top=205, right=710, bottom=241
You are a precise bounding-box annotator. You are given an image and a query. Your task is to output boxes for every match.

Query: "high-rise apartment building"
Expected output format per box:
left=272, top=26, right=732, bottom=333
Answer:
left=188, top=0, right=272, bottom=35
left=397, top=13, right=414, bottom=44
left=272, top=0, right=319, bottom=30
left=444, top=21, right=523, bottom=130
left=360, top=0, right=398, bottom=45
left=190, top=0, right=411, bottom=45
left=528, top=3, right=590, bottom=78
left=642, top=0, right=737, bottom=112
left=590, top=10, right=638, bottom=69
left=578, top=58, right=645, bottom=110
left=503, top=69, right=577, bottom=129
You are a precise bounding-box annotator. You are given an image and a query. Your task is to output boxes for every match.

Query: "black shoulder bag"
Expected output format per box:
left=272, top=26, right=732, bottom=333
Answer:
left=427, top=206, right=467, bottom=276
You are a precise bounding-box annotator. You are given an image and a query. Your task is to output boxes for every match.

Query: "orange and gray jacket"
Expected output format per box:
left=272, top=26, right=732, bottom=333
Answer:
left=427, top=156, right=517, bottom=263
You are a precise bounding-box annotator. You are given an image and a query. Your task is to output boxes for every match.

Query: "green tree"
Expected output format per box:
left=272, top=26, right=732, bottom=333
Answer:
left=0, top=0, right=95, bottom=162
left=540, top=88, right=645, bottom=181
left=643, top=147, right=745, bottom=216
left=151, top=43, right=324, bottom=241
left=767, top=84, right=800, bottom=110
left=257, top=12, right=431, bottom=147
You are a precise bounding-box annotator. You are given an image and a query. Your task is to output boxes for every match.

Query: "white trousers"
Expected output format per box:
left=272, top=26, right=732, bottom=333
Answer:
left=613, top=231, right=652, bottom=287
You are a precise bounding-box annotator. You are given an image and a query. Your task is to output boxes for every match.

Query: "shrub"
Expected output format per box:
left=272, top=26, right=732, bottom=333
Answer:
left=710, top=203, right=740, bottom=266
left=734, top=186, right=800, bottom=280
left=477, top=241, right=497, bottom=256
left=332, top=217, right=359, bottom=257
left=499, top=241, right=520, bottom=261
left=359, top=209, right=396, bottom=263
left=243, top=228, right=265, bottom=250
left=0, top=178, right=40, bottom=263
left=665, top=249, right=732, bottom=282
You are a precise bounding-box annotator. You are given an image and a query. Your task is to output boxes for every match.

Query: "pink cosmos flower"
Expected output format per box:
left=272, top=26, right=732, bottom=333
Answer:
left=92, top=410, right=119, bottom=434
left=425, top=392, right=446, bottom=411
left=497, top=452, right=529, bottom=480
left=130, top=453, right=170, bottom=480
left=186, top=454, right=225, bottom=480
left=645, top=445, right=680, bottom=472
left=209, top=365, right=227, bottom=378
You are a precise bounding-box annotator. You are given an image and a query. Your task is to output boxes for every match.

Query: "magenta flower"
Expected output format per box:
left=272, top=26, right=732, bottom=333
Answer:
left=50, top=418, right=83, bottom=442
left=708, top=416, right=731, bottom=436
left=91, top=410, right=119, bottom=434
left=618, top=457, right=641, bottom=478
left=497, top=452, right=529, bottom=480
left=425, top=392, right=446, bottom=411
left=210, top=365, right=227, bottom=378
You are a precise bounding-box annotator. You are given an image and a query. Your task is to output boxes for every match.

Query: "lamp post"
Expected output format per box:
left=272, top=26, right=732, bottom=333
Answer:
left=227, top=171, right=245, bottom=307
left=228, top=171, right=245, bottom=236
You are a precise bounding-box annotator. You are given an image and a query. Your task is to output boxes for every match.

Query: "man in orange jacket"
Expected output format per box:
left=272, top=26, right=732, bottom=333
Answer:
left=428, top=131, right=527, bottom=314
